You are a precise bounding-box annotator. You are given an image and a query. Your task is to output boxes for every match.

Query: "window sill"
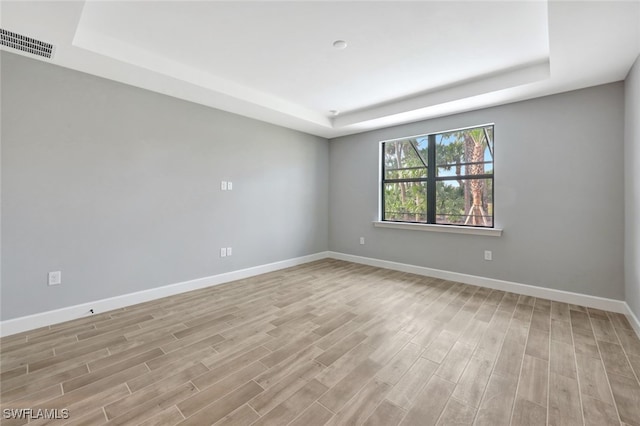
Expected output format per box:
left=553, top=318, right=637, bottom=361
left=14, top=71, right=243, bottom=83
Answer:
left=372, top=221, right=503, bottom=237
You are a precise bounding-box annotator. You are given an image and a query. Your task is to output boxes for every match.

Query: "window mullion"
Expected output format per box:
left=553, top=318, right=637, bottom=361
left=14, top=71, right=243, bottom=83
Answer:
left=427, top=135, right=436, bottom=224
left=381, top=143, right=386, bottom=221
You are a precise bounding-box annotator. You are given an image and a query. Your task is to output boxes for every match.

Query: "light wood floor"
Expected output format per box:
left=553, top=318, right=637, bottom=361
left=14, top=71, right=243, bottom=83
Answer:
left=1, top=259, right=640, bottom=426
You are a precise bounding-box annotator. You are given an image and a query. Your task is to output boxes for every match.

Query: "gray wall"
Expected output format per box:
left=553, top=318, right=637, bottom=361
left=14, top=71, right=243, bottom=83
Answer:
left=625, top=54, right=640, bottom=318
left=1, top=52, right=329, bottom=320
left=329, top=83, right=625, bottom=300
left=0, top=49, right=631, bottom=321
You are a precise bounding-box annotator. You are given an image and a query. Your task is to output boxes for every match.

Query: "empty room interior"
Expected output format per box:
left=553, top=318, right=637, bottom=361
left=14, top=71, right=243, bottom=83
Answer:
left=2, top=1, right=640, bottom=425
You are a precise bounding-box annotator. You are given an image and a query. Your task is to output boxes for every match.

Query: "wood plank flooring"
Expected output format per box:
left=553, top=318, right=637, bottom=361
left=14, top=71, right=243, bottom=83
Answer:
left=1, top=259, right=639, bottom=425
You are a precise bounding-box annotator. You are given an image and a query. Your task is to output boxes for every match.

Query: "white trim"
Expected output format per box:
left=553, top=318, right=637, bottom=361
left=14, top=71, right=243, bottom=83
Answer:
left=328, top=251, right=628, bottom=314
left=623, top=303, right=640, bottom=339
left=0, top=252, right=330, bottom=337
left=4, top=250, right=638, bottom=341
left=373, top=221, right=503, bottom=237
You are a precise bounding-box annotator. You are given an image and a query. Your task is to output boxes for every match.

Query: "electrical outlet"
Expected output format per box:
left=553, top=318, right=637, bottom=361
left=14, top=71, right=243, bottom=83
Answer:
left=227, top=247, right=232, bottom=256
left=48, top=271, right=61, bottom=286
left=220, top=247, right=227, bottom=257
left=221, top=181, right=227, bottom=191
left=484, top=250, right=492, bottom=261
left=359, top=237, right=365, bottom=245
left=227, top=182, right=233, bottom=191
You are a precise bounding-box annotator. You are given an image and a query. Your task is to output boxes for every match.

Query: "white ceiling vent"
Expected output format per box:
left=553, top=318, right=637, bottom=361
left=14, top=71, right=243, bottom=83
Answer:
left=1, top=28, right=53, bottom=59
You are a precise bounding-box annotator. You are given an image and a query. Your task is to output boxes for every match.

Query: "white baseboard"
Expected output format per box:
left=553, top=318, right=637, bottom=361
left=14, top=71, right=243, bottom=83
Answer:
left=623, top=303, right=640, bottom=339
left=328, top=252, right=638, bottom=328
left=0, top=252, right=330, bottom=337
left=4, top=250, right=639, bottom=340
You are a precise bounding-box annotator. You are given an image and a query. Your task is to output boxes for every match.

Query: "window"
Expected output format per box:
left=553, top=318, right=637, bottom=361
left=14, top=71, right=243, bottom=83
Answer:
left=381, top=125, right=494, bottom=228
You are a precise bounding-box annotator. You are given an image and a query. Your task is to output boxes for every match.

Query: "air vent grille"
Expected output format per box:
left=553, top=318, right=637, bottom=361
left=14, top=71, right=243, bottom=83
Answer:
left=1, top=28, right=53, bottom=59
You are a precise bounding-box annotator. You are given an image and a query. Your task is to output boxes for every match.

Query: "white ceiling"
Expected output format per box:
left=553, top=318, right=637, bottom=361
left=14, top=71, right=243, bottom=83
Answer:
left=1, top=1, right=639, bottom=138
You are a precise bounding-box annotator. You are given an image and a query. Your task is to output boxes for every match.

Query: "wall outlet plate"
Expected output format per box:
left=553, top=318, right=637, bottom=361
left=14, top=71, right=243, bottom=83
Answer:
left=484, top=250, right=492, bottom=261
left=227, top=247, right=232, bottom=256
left=220, top=247, right=227, bottom=257
left=221, top=181, right=227, bottom=191
left=48, top=271, right=61, bottom=286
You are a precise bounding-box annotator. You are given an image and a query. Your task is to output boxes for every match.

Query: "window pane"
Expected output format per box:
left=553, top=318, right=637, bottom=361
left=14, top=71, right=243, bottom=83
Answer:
left=384, top=138, right=428, bottom=180
left=436, top=178, right=493, bottom=227
left=380, top=125, right=494, bottom=228
left=384, top=181, right=427, bottom=222
left=436, top=126, right=493, bottom=178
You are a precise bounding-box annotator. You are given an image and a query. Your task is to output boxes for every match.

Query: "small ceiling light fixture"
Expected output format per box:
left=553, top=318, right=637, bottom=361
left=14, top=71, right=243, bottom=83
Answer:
left=332, top=40, right=347, bottom=49
left=329, top=110, right=340, bottom=116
